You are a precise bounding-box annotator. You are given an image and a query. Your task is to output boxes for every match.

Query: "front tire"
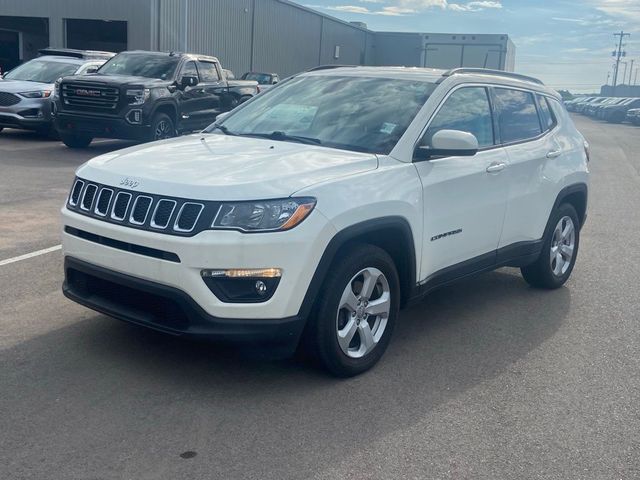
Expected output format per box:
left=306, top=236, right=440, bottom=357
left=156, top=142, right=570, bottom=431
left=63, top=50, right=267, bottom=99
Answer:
left=149, top=113, right=176, bottom=142
left=304, top=244, right=400, bottom=377
left=61, top=133, right=93, bottom=148
left=521, top=203, right=580, bottom=289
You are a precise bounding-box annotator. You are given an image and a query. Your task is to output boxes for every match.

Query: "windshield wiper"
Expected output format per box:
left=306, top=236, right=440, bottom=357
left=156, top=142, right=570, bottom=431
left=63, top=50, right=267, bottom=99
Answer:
left=240, top=131, right=322, bottom=146
left=212, top=124, right=237, bottom=136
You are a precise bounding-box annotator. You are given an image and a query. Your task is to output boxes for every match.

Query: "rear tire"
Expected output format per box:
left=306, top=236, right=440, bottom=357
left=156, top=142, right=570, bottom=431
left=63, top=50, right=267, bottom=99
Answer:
left=149, top=113, right=176, bottom=142
left=303, top=244, right=400, bottom=377
left=521, top=203, right=580, bottom=289
left=61, top=133, right=93, bottom=149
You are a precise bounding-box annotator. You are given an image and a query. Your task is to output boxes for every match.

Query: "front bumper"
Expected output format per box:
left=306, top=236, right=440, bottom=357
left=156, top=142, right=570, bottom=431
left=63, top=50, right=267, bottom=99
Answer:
left=63, top=257, right=306, bottom=351
left=0, top=97, right=52, bottom=130
left=61, top=204, right=335, bottom=328
left=54, top=111, right=150, bottom=140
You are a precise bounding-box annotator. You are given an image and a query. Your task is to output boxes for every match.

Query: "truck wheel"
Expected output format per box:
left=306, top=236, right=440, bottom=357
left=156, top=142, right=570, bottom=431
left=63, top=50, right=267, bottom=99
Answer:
left=61, top=133, right=93, bottom=149
left=521, top=203, right=580, bottom=289
left=304, top=244, right=400, bottom=377
left=149, top=113, right=176, bottom=142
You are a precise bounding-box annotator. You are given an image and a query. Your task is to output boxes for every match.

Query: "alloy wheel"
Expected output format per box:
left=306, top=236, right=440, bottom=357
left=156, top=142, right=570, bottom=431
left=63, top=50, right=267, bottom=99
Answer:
left=550, top=216, right=575, bottom=277
left=336, top=267, right=391, bottom=359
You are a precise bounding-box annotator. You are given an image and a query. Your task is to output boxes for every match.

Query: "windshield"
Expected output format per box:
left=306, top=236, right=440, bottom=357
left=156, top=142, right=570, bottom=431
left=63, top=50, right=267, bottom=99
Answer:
left=208, top=75, right=435, bottom=154
left=243, top=73, right=273, bottom=84
left=4, top=60, right=78, bottom=83
left=98, top=53, right=180, bottom=80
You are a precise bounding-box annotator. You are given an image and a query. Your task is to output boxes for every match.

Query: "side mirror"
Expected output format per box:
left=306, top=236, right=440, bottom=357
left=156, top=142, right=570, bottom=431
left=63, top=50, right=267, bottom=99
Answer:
left=414, top=129, right=479, bottom=161
left=272, top=79, right=278, bottom=85
left=85, top=66, right=99, bottom=74
left=180, top=75, right=199, bottom=88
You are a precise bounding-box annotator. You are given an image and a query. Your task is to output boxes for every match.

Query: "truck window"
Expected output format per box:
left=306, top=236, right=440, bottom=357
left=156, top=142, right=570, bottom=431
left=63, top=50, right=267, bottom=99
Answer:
left=197, top=61, right=220, bottom=82
left=181, top=61, right=199, bottom=81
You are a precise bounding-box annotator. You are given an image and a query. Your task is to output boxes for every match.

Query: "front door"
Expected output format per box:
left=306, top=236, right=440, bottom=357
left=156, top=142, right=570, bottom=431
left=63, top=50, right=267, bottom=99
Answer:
left=414, top=86, right=509, bottom=281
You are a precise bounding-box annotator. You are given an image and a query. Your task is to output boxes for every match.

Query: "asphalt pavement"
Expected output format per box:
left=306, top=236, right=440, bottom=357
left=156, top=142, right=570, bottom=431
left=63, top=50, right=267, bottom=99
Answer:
left=1, top=117, right=639, bottom=479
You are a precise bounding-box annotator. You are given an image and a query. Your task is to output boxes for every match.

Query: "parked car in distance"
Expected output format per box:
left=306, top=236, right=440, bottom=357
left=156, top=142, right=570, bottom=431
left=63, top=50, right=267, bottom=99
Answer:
left=241, top=71, right=279, bottom=92
left=565, top=96, right=595, bottom=112
left=53, top=50, right=259, bottom=148
left=61, top=66, right=589, bottom=376
left=600, top=98, right=640, bottom=123
left=0, top=48, right=114, bottom=136
left=626, top=107, right=640, bottom=125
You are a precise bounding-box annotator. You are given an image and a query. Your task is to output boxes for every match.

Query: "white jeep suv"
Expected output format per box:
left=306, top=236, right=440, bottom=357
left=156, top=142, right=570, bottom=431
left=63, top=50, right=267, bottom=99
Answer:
left=62, top=67, right=589, bottom=377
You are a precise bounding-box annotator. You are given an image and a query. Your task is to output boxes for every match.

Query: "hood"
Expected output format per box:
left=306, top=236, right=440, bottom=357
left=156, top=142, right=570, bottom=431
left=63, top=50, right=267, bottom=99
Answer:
left=0, top=79, right=52, bottom=92
left=61, top=74, right=171, bottom=87
left=77, top=134, right=378, bottom=200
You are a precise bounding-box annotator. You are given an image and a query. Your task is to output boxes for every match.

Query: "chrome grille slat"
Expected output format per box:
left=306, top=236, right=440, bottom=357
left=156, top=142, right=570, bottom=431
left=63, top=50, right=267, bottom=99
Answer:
left=111, top=192, right=132, bottom=221
left=174, top=203, right=204, bottom=233
left=129, top=196, right=153, bottom=225
left=94, top=188, right=114, bottom=217
left=81, top=184, right=98, bottom=211
left=151, top=199, right=177, bottom=229
left=69, top=179, right=85, bottom=206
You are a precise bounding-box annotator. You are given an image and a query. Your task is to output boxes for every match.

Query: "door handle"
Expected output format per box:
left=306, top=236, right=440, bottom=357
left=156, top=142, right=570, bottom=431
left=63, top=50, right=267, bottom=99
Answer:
left=486, top=162, right=506, bottom=173
left=546, top=150, right=562, bottom=159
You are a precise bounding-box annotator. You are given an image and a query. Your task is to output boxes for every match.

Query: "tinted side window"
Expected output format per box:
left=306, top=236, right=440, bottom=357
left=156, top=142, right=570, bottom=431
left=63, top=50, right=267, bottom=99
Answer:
left=536, top=95, right=556, bottom=131
left=494, top=88, right=542, bottom=143
left=423, top=87, right=495, bottom=148
left=198, top=61, right=220, bottom=82
left=181, top=61, right=199, bottom=80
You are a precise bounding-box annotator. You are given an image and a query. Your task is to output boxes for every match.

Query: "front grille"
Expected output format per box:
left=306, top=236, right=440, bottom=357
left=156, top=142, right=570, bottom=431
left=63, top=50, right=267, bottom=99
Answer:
left=61, top=82, right=120, bottom=111
left=66, top=178, right=220, bottom=237
left=0, top=91, right=20, bottom=106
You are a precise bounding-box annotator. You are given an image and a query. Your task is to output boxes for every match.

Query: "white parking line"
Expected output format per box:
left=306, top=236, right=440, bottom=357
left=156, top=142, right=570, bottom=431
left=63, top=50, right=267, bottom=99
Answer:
left=0, top=245, right=62, bottom=267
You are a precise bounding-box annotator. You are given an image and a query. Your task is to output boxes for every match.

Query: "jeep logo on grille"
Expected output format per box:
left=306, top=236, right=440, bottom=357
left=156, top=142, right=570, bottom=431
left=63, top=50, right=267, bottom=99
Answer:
left=120, top=178, right=140, bottom=189
left=76, top=89, right=102, bottom=97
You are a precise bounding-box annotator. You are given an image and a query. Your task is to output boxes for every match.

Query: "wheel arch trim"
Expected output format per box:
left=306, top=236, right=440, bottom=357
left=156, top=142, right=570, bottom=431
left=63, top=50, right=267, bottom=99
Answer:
left=297, top=216, right=417, bottom=320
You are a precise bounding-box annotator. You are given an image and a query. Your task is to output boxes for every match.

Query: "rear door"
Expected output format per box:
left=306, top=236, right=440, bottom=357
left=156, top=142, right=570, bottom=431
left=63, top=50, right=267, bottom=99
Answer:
left=414, top=85, right=510, bottom=278
left=496, top=89, right=560, bottom=250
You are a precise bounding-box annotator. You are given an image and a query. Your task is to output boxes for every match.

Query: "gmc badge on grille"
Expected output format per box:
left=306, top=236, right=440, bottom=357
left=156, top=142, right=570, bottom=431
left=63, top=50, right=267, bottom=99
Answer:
left=76, top=89, right=102, bottom=97
left=120, top=178, right=140, bottom=189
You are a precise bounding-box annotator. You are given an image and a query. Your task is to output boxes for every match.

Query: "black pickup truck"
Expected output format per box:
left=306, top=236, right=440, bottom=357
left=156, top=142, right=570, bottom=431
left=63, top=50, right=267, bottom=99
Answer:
left=52, top=50, right=258, bottom=148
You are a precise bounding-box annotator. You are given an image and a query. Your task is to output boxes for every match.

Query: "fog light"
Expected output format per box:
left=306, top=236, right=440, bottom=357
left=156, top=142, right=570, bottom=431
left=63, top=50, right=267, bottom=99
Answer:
left=201, top=268, right=281, bottom=278
left=255, top=280, right=268, bottom=296
left=200, top=268, right=282, bottom=303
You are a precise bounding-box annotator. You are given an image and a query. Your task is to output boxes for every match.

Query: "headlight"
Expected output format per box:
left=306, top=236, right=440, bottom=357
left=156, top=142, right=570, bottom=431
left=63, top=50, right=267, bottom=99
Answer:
left=53, top=78, right=62, bottom=97
left=19, top=90, right=51, bottom=98
left=126, top=88, right=150, bottom=105
left=212, top=197, right=316, bottom=232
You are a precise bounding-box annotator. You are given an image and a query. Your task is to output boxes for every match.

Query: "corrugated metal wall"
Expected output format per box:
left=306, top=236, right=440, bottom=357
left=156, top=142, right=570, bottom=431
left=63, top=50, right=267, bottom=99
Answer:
left=252, top=0, right=322, bottom=76
left=0, top=0, right=153, bottom=50
left=156, top=0, right=370, bottom=78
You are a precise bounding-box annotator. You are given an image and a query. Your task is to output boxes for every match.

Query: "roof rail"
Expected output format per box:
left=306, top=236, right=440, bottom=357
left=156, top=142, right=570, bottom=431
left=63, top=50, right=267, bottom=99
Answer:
left=306, top=64, right=357, bottom=72
left=440, top=68, right=544, bottom=86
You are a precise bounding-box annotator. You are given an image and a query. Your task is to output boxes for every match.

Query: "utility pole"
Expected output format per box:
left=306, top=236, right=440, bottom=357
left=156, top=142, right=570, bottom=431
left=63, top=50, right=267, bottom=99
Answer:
left=635, top=68, right=639, bottom=86
left=612, top=31, right=630, bottom=92
left=622, top=61, right=628, bottom=85
left=628, top=59, right=635, bottom=84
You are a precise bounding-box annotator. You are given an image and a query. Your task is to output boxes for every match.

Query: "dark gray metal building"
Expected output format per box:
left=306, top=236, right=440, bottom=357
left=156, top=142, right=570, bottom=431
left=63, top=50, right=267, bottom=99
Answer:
left=0, top=0, right=514, bottom=76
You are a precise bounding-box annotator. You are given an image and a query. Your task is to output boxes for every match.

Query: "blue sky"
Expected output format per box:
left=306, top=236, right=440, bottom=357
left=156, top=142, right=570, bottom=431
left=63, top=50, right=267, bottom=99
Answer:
left=305, top=0, right=640, bottom=92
